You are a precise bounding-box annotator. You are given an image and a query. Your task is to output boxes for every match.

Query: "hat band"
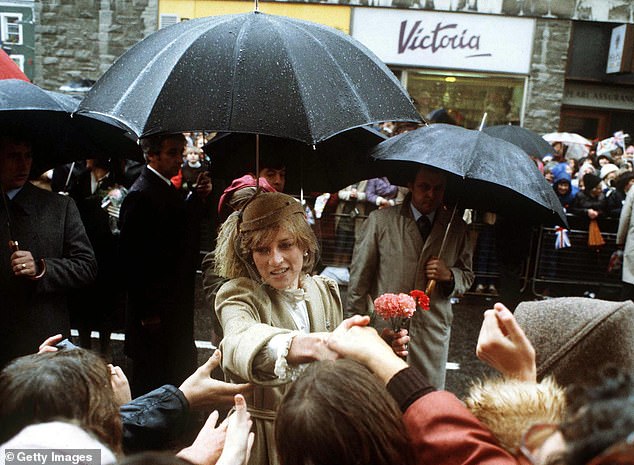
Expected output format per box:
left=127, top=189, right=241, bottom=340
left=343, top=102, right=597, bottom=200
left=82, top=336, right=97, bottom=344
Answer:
left=239, top=200, right=304, bottom=232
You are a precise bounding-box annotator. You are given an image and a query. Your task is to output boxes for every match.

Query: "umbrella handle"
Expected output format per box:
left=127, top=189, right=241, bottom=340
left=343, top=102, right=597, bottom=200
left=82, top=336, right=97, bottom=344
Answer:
left=9, top=240, right=19, bottom=252
left=425, top=279, right=436, bottom=296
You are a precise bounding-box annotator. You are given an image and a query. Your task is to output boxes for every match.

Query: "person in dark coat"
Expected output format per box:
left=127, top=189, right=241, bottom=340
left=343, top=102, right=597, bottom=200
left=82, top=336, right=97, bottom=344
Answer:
left=119, top=133, right=212, bottom=396
left=68, top=158, right=124, bottom=356
left=0, top=135, right=97, bottom=368
left=605, top=170, right=634, bottom=219
left=570, top=173, right=607, bottom=219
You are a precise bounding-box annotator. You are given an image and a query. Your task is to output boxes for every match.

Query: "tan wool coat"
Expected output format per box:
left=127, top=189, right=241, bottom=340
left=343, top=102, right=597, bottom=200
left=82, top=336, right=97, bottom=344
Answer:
left=348, top=199, right=475, bottom=388
left=216, top=274, right=343, bottom=465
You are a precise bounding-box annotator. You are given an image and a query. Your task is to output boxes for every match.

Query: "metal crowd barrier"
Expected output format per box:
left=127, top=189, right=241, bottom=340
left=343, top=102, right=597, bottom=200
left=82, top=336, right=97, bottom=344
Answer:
left=311, top=207, right=624, bottom=300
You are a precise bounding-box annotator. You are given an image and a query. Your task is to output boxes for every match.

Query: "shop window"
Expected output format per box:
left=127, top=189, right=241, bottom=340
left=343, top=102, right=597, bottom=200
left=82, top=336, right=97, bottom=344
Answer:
left=1, top=13, right=22, bottom=45
left=399, top=69, right=526, bottom=129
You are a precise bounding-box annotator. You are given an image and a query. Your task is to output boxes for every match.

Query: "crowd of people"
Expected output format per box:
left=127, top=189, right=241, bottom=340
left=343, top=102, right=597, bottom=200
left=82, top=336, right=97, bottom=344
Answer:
left=1, top=123, right=633, bottom=465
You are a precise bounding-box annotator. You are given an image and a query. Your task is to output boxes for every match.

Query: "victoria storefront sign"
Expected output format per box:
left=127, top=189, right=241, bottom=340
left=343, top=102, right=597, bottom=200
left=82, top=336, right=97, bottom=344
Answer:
left=351, top=8, right=535, bottom=74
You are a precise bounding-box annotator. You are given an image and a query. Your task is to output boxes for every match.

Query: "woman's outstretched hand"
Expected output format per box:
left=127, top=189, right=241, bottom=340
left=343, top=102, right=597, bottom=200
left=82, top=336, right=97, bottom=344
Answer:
left=287, top=315, right=371, bottom=364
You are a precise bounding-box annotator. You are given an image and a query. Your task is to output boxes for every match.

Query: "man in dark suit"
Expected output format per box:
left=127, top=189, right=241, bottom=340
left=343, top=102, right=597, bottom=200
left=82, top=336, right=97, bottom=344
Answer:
left=68, top=158, right=123, bottom=356
left=0, top=135, right=97, bottom=368
left=119, top=133, right=212, bottom=396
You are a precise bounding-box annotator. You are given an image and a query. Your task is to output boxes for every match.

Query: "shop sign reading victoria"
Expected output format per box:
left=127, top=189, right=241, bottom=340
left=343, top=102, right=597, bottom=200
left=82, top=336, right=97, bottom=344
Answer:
left=351, top=8, right=535, bottom=74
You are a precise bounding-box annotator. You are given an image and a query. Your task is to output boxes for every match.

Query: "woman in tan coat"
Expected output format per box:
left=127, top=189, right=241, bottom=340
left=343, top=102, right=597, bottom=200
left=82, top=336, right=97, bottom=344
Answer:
left=214, top=191, right=351, bottom=465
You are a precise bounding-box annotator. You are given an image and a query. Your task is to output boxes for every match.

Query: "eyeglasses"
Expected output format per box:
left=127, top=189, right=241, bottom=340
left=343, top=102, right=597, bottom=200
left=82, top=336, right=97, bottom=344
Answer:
left=520, top=423, right=565, bottom=465
left=586, top=432, right=634, bottom=465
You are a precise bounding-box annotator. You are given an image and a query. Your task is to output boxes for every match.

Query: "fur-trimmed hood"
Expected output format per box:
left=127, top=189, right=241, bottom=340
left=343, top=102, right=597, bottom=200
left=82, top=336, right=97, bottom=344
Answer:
left=464, top=376, right=566, bottom=455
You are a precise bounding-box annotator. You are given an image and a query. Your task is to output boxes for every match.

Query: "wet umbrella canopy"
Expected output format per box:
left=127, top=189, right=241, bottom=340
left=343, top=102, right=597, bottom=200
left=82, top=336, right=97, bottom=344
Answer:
left=370, top=124, right=567, bottom=226
left=0, top=79, right=141, bottom=175
left=483, top=125, right=554, bottom=159
left=78, top=12, right=421, bottom=144
left=205, top=126, right=385, bottom=195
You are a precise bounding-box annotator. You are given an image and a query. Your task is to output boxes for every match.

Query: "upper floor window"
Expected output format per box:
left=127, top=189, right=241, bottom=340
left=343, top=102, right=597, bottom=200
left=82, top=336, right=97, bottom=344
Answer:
left=1, top=13, right=23, bottom=45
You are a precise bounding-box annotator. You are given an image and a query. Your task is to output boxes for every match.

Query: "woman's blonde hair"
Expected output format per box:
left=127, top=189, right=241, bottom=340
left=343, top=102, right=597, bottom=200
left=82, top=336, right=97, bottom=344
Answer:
left=214, top=194, right=319, bottom=280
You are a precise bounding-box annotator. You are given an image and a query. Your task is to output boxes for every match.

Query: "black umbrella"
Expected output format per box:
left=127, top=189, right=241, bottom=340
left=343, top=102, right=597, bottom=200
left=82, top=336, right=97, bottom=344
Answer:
left=483, top=125, right=554, bottom=158
left=78, top=12, right=421, bottom=145
left=369, top=124, right=567, bottom=227
left=205, top=126, right=385, bottom=195
left=0, top=79, right=142, bottom=175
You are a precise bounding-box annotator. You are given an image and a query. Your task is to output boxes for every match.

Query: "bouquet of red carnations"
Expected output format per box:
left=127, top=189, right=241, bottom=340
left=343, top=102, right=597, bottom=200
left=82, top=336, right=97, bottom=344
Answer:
left=373, top=290, right=430, bottom=331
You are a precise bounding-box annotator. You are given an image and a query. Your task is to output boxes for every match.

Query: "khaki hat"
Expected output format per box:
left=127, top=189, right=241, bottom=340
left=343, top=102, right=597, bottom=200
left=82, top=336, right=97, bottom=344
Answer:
left=239, top=192, right=304, bottom=233
left=515, top=297, right=634, bottom=387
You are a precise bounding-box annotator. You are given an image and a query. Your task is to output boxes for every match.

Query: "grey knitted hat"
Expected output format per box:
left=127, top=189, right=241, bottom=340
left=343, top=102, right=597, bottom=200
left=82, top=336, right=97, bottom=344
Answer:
left=515, top=297, right=634, bottom=387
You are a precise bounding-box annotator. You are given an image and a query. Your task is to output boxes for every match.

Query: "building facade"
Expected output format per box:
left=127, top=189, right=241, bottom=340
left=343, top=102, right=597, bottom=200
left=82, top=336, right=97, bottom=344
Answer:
left=4, top=0, right=633, bottom=140
left=157, top=0, right=634, bottom=139
left=30, top=0, right=157, bottom=91
left=0, top=0, right=35, bottom=79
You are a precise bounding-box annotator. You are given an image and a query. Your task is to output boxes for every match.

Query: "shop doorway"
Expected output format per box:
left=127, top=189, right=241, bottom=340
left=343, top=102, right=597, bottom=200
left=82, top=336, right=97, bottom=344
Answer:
left=560, top=106, right=609, bottom=139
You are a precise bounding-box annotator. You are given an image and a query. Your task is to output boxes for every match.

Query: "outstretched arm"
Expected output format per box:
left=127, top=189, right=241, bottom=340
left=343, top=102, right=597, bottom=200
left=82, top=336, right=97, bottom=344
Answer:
left=327, top=324, right=408, bottom=384
left=286, top=315, right=372, bottom=364
left=476, top=303, right=536, bottom=382
left=217, top=394, right=254, bottom=465
left=179, top=350, right=253, bottom=409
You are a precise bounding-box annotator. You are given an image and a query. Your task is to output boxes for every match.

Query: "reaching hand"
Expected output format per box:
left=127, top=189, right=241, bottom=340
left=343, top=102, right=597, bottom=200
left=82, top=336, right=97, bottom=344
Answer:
left=179, top=350, right=253, bottom=409
left=476, top=303, right=536, bottom=382
left=176, top=410, right=227, bottom=465
left=327, top=324, right=407, bottom=385
left=331, top=314, right=371, bottom=336
left=287, top=315, right=371, bottom=364
left=217, top=394, right=254, bottom=465
left=109, top=364, right=132, bottom=406
left=37, top=334, right=63, bottom=354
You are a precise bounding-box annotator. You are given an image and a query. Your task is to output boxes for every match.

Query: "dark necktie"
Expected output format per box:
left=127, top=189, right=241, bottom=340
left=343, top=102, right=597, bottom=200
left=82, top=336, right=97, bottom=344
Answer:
left=417, top=215, right=432, bottom=242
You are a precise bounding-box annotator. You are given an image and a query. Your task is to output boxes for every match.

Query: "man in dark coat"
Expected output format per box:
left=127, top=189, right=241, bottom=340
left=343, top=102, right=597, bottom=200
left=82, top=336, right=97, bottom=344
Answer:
left=119, top=133, right=211, bottom=396
left=0, top=135, right=97, bottom=368
left=68, top=158, right=123, bottom=356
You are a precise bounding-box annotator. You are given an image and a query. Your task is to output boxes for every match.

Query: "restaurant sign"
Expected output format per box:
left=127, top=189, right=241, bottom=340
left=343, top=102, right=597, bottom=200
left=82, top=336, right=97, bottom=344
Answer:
left=351, top=8, right=535, bottom=74
left=563, top=83, right=634, bottom=111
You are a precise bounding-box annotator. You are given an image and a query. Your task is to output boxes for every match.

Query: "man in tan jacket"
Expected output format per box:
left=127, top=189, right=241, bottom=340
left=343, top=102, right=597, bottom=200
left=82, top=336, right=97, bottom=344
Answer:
left=347, top=166, right=474, bottom=388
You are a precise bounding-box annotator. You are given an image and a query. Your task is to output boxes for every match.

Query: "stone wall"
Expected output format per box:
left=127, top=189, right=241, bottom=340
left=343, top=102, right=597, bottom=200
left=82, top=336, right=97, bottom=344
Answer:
left=33, top=0, right=157, bottom=90
left=523, top=19, right=572, bottom=135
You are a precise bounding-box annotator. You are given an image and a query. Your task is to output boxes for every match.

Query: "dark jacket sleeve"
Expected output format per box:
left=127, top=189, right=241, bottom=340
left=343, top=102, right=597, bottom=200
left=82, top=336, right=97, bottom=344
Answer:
left=120, top=385, right=190, bottom=454
left=38, top=195, right=97, bottom=293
